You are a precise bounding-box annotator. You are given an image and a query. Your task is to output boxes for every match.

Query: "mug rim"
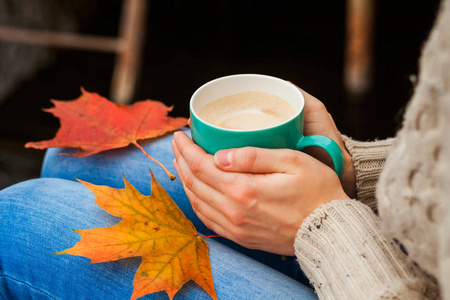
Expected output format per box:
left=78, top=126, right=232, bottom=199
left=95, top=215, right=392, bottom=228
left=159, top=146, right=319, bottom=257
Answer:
left=190, top=73, right=304, bottom=133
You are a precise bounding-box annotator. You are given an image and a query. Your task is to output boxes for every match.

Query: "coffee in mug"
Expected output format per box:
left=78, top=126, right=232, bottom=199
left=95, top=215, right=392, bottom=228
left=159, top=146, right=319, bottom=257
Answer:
left=198, top=91, right=296, bottom=130
left=189, top=74, right=345, bottom=178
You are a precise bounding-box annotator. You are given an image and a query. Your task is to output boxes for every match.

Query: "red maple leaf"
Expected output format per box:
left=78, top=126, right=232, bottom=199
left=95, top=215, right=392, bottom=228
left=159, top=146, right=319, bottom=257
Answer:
left=25, top=89, right=187, bottom=179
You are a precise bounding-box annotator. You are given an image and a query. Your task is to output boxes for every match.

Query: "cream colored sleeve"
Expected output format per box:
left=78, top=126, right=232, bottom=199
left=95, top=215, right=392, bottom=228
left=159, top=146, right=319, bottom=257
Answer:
left=342, top=136, right=394, bottom=211
left=294, top=199, right=439, bottom=299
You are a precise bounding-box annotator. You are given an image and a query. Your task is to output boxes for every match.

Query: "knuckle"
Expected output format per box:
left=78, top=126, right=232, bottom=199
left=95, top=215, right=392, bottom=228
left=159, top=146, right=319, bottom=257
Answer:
left=237, top=147, right=258, bottom=170
left=189, top=157, right=204, bottom=176
left=230, top=226, right=249, bottom=242
left=189, top=194, right=201, bottom=212
left=228, top=180, right=256, bottom=206
left=226, top=209, right=245, bottom=226
left=230, top=184, right=250, bottom=202
left=280, top=150, right=301, bottom=166
left=183, top=171, right=196, bottom=191
left=311, top=99, right=327, bottom=112
left=328, top=112, right=336, bottom=123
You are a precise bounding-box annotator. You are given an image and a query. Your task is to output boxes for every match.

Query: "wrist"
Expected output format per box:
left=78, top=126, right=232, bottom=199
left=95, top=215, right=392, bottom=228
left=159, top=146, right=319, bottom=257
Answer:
left=341, top=148, right=356, bottom=198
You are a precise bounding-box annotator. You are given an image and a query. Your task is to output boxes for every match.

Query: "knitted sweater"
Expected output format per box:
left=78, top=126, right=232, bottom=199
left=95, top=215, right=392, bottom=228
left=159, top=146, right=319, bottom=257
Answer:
left=294, top=0, right=450, bottom=298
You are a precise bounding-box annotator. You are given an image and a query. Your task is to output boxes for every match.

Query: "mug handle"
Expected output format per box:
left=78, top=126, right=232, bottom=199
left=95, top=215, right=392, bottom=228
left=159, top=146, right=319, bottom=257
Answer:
left=296, top=135, right=344, bottom=179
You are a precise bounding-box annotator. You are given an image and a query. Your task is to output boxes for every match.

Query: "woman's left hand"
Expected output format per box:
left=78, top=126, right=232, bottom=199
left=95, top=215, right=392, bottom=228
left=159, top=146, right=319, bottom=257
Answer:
left=172, top=131, right=349, bottom=256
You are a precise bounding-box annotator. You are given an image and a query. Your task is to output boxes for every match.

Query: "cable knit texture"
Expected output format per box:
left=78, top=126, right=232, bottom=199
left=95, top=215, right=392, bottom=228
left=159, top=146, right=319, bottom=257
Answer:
left=342, top=135, right=393, bottom=212
left=294, top=0, right=450, bottom=298
left=376, top=0, right=450, bottom=292
left=295, top=200, right=439, bottom=299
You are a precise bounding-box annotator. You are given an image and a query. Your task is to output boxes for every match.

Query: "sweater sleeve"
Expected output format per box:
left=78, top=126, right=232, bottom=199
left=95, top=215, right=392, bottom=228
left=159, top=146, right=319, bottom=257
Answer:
left=342, top=136, right=394, bottom=211
left=294, top=199, right=439, bottom=299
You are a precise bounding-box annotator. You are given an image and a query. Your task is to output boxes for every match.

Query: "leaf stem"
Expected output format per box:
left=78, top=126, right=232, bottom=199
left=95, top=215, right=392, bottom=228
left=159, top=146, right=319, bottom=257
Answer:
left=200, top=235, right=220, bottom=239
left=132, top=141, right=176, bottom=180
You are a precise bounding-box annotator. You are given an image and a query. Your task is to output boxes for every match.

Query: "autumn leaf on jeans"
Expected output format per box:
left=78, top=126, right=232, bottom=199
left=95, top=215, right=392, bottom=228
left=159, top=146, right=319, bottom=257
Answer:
left=25, top=89, right=187, bottom=179
left=55, top=172, right=217, bottom=300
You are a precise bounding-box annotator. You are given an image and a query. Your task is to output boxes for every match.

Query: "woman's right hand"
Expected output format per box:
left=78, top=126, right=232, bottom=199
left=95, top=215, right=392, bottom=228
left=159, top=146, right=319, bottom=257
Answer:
left=290, top=84, right=356, bottom=198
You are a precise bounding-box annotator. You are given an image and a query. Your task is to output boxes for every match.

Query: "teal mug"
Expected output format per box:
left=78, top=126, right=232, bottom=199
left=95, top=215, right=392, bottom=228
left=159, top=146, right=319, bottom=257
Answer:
left=190, top=74, right=344, bottom=178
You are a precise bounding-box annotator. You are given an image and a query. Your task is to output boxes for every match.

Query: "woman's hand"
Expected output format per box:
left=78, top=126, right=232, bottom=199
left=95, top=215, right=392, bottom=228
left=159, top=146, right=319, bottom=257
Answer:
left=293, top=86, right=356, bottom=198
left=172, top=131, right=350, bottom=256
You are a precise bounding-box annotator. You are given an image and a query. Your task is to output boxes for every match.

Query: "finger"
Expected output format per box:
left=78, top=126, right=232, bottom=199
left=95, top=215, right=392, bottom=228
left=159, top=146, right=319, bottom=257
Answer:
left=299, top=90, right=339, bottom=136
left=286, top=82, right=324, bottom=112
left=172, top=131, right=215, bottom=181
left=173, top=135, right=261, bottom=225
left=173, top=149, right=233, bottom=230
left=174, top=157, right=243, bottom=241
left=287, top=82, right=334, bottom=128
left=172, top=141, right=214, bottom=196
left=172, top=155, right=185, bottom=186
left=214, top=146, right=304, bottom=174
left=173, top=131, right=234, bottom=190
left=172, top=139, right=225, bottom=204
left=181, top=183, right=234, bottom=239
left=184, top=185, right=261, bottom=249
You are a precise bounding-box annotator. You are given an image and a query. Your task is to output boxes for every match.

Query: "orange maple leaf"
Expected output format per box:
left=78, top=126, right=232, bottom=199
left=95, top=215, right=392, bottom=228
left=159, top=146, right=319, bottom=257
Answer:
left=25, top=89, right=187, bottom=179
left=55, top=172, right=217, bottom=300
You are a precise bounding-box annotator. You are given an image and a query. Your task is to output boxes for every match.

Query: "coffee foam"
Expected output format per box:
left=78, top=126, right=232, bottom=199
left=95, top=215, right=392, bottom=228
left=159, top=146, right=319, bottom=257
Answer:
left=198, top=91, right=296, bottom=130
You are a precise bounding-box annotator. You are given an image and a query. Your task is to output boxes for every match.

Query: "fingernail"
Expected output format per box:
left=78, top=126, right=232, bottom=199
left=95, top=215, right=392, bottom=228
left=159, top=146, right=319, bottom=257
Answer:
left=214, top=150, right=233, bottom=167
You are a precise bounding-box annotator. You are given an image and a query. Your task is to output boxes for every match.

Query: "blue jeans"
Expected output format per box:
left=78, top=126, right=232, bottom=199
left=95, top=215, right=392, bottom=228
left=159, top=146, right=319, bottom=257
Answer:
left=0, top=128, right=317, bottom=299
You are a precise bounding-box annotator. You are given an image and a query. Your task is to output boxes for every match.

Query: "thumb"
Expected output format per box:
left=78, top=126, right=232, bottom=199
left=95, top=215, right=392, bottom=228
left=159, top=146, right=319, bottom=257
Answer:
left=214, top=147, right=301, bottom=174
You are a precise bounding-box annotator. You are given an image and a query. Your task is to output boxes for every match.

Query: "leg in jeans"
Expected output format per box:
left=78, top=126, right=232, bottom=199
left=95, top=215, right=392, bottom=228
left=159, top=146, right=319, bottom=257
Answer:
left=0, top=178, right=317, bottom=299
left=40, top=127, right=308, bottom=283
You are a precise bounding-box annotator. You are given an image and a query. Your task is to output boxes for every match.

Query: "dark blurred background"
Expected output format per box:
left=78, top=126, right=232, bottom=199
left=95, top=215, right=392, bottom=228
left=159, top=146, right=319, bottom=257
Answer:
left=0, top=0, right=441, bottom=189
